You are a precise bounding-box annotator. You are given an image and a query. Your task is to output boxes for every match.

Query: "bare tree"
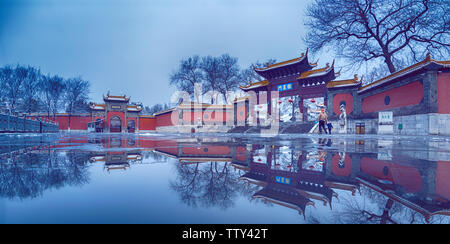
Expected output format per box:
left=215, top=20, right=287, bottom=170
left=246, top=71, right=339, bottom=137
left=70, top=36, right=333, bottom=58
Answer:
left=304, top=0, right=449, bottom=74
left=20, top=66, right=42, bottom=114
left=201, top=56, right=222, bottom=104
left=144, top=103, right=170, bottom=115
left=40, top=74, right=65, bottom=119
left=240, top=59, right=277, bottom=84
left=217, top=54, right=241, bottom=103
left=170, top=56, right=205, bottom=103
left=64, top=77, right=90, bottom=130
left=0, top=65, right=26, bottom=110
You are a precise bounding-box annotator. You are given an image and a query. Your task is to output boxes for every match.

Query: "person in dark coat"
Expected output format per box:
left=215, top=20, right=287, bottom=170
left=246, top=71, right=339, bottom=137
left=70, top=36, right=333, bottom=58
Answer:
left=327, top=122, right=333, bottom=134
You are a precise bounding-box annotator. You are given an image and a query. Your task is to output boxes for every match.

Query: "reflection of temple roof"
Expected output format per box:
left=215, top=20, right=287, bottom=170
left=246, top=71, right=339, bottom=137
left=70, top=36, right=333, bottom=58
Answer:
left=178, top=157, right=233, bottom=164
left=253, top=185, right=314, bottom=216
left=359, top=54, right=450, bottom=93
left=295, top=181, right=337, bottom=209
left=239, top=172, right=267, bottom=186
left=324, top=181, right=360, bottom=196
left=153, top=149, right=177, bottom=158
left=357, top=177, right=450, bottom=222
left=230, top=162, right=250, bottom=171
left=104, top=162, right=130, bottom=172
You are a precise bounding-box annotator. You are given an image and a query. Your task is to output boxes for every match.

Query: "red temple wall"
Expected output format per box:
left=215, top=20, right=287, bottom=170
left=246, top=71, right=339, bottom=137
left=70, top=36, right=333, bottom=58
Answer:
left=361, top=81, right=424, bottom=114
left=437, top=72, right=450, bottom=114
left=138, top=117, right=156, bottom=131
left=332, top=93, right=353, bottom=115
left=53, top=115, right=91, bottom=130
left=182, top=111, right=232, bottom=123
left=156, top=111, right=178, bottom=127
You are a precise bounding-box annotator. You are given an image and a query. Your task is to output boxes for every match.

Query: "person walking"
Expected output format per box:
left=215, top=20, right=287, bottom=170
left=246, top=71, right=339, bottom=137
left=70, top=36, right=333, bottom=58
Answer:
left=318, top=109, right=328, bottom=134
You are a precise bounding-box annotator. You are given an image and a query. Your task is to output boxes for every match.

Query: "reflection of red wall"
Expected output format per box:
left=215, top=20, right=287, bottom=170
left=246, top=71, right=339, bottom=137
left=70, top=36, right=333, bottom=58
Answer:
left=156, top=111, right=178, bottom=127
left=138, top=117, right=156, bottom=131
left=155, top=140, right=178, bottom=156
left=236, top=146, right=247, bottom=161
left=362, top=82, right=423, bottom=113
left=333, top=93, right=353, bottom=115
left=182, top=146, right=230, bottom=155
left=332, top=154, right=352, bottom=176
left=436, top=161, right=450, bottom=202
left=137, top=138, right=157, bottom=149
left=361, top=157, right=422, bottom=193
left=437, top=72, right=450, bottom=114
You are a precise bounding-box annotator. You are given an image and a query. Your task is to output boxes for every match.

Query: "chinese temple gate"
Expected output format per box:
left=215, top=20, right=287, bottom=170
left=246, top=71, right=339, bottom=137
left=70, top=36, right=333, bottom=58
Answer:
left=239, top=49, right=340, bottom=123
left=89, top=93, right=143, bottom=133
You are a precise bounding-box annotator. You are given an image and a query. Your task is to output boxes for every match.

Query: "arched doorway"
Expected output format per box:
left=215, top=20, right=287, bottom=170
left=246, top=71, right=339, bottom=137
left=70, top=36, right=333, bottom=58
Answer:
left=127, top=119, right=136, bottom=133
left=110, top=116, right=122, bottom=133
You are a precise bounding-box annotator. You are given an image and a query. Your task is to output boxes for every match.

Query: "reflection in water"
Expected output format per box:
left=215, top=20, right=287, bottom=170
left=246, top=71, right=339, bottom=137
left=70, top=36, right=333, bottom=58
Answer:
left=0, top=149, right=90, bottom=200
left=0, top=133, right=449, bottom=224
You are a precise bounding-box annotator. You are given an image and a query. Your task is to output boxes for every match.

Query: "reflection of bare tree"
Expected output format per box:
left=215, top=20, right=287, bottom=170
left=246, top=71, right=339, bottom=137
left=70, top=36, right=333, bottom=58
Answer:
left=143, top=151, right=170, bottom=162
left=170, top=162, right=253, bottom=209
left=0, top=150, right=90, bottom=200
left=329, top=186, right=449, bottom=224
left=170, top=163, right=202, bottom=207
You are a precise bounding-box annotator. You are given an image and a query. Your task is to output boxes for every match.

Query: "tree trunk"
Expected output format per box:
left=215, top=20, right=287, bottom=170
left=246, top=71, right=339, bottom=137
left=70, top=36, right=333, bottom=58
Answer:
left=384, top=53, right=396, bottom=74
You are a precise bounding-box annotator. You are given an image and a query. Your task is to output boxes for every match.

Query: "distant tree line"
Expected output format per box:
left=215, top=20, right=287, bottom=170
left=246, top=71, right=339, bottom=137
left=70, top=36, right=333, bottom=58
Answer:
left=0, top=64, right=91, bottom=123
left=143, top=103, right=171, bottom=115
left=170, top=54, right=275, bottom=105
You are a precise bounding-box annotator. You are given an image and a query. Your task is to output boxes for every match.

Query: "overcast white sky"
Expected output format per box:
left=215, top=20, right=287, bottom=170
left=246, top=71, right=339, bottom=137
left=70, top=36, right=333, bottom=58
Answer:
left=0, top=0, right=347, bottom=106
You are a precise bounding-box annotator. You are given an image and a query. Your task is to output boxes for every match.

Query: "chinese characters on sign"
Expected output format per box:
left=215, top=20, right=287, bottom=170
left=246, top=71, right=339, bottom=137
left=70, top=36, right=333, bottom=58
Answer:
left=277, top=83, right=293, bottom=92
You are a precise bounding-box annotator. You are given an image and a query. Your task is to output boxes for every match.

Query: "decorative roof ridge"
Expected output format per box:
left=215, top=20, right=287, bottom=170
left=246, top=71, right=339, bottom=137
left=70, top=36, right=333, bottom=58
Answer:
left=359, top=53, right=449, bottom=93
left=297, top=59, right=334, bottom=79
left=91, top=103, right=106, bottom=107
left=253, top=48, right=309, bottom=71
left=326, top=74, right=362, bottom=88
left=103, top=93, right=130, bottom=101
left=239, top=80, right=269, bottom=89
left=310, top=58, right=319, bottom=67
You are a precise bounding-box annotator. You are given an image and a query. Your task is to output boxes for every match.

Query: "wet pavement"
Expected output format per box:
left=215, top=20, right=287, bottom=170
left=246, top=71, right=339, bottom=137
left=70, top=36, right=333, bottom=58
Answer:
left=0, top=132, right=449, bottom=224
